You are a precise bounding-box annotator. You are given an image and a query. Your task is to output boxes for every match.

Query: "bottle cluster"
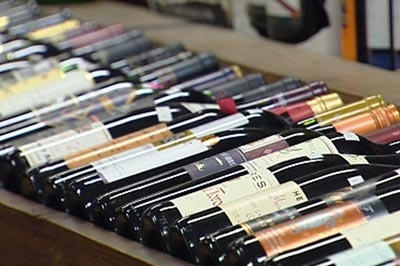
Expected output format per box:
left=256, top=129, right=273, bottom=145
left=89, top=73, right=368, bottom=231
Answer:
left=0, top=1, right=400, bottom=266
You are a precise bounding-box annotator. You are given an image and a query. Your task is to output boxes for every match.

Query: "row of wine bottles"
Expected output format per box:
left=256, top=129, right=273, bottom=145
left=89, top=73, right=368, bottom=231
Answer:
left=1, top=2, right=400, bottom=266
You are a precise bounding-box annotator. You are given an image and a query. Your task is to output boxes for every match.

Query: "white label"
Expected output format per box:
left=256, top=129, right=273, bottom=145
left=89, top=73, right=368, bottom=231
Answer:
left=347, top=175, right=366, bottom=186
left=190, top=113, right=249, bottom=138
left=343, top=132, right=360, bottom=141
left=19, top=122, right=112, bottom=167
left=96, top=139, right=209, bottom=183
left=172, top=168, right=280, bottom=217
left=238, top=134, right=284, bottom=153
left=329, top=241, right=397, bottom=266
left=0, top=70, right=94, bottom=116
left=241, top=136, right=339, bottom=170
left=156, top=106, right=173, bottom=122
left=181, top=102, right=220, bottom=113
left=340, top=154, right=369, bottom=165
left=343, top=211, right=400, bottom=248
left=221, top=181, right=308, bottom=224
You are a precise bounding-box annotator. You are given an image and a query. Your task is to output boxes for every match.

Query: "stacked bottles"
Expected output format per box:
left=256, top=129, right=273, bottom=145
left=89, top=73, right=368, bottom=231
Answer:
left=0, top=4, right=399, bottom=266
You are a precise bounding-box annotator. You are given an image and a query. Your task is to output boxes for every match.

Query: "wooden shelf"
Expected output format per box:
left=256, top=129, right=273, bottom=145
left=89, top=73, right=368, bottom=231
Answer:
left=1, top=1, right=399, bottom=265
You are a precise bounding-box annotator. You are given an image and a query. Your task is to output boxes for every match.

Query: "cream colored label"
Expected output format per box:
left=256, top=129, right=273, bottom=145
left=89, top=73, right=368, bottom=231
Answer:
left=240, top=136, right=339, bottom=170
left=238, top=134, right=284, bottom=153
left=96, top=139, right=209, bottom=183
left=343, top=211, right=400, bottom=248
left=156, top=106, right=173, bottom=122
left=329, top=241, right=397, bottom=266
left=221, top=181, right=308, bottom=224
left=172, top=169, right=280, bottom=217
left=0, top=69, right=94, bottom=116
left=190, top=113, right=249, bottom=138
left=340, top=154, right=369, bottom=165
left=181, top=102, right=220, bottom=113
left=19, top=122, right=112, bottom=167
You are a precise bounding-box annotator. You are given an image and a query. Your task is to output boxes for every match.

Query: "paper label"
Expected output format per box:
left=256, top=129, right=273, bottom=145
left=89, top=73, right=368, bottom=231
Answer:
left=221, top=181, right=308, bottom=225
left=172, top=168, right=280, bottom=217
left=343, top=132, right=360, bottom=141
left=19, top=121, right=112, bottom=167
left=329, top=241, right=397, bottom=266
left=0, top=69, right=94, bottom=116
left=183, top=135, right=285, bottom=180
left=65, top=123, right=174, bottom=169
left=343, top=211, right=400, bottom=248
left=96, top=139, right=209, bottom=183
left=256, top=201, right=368, bottom=257
left=240, top=136, right=339, bottom=172
left=189, top=113, right=249, bottom=138
left=340, top=154, right=369, bottom=165
left=156, top=106, right=173, bottom=122
left=181, top=102, right=220, bottom=113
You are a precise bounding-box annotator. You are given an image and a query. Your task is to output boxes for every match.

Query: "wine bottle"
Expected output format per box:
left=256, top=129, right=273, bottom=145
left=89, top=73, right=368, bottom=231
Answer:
left=168, top=164, right=398, bottom=263
left=0, top=1, right=21, bottom=13
left=270, top=93, right=343, bottom=123
left=0, top=67, right=122, bottom=120
left=235, top=81, right=329, bottom=111
left=110, top=42, right=186, bottom=72
left=137, top=52, right=220, bottom=89
left=197, top=168, right=400, bottom=266
left=262, top=210, right=400, bottom=266
left=0, top=81, right=155, bottom=140
left=365, top=122, right=400, bottom=144
left=0, top=1, right=40, bottom=32
left=39, top=110, right=288, bottom=211
left=304, top=233, right=400, bottom=266
left=45, top=21, right=100, bottom=45
left=224, top=186, right=400, bottom=266
left=297, top=95, right=386, bottom=129
left=0, top=102, right=223, bottom=190
left=90, top=128, right=323, bottom=229
left=115, top=133, right=400, bottom=242
left=0, top=43, right=60, bottom=63
left=26, top=19, right=82, bottom=41
left=315, top=104, right=400, bottom=135
left=89, top=36, right=153, bottom=65
left=7, top=8, right=73, bottom=37
left=226, top=186, right=400, bottom=265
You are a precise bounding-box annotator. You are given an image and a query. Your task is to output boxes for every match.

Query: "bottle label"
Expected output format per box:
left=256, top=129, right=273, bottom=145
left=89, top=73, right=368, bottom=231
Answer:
left=181, top=102, right=220, bottom=113
left=189, top=113, right=249, bottom=138
left=241, top=136, right=339, bottom=172
left=183, top=134, right=285, bottom=180
left=65, top=123, right=175, bottom=169
left=329, top=241, right=397, bottom=266
left=95, top=139, right=209, bottom=183
left=0, top=69, right=94, bottom=117
left=343, top=211, right=400, bottom=248
left=241, top=207, right=302, bottom=235
left=221, top=181, right=308, bottom=225
left=155, top=106, right=173, bottom=122
left=343, top=132, right=360, bottom=141
left=256, top=201, right=368, bottom=257
left=171, top=168, right=280, bottom=217
left=19, top=121, right=112, bottom=167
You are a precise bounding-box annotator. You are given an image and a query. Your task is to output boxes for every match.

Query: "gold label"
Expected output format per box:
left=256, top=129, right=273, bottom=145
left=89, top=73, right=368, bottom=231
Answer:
left=65, top=123, right=174, bottom=169
left=28, top=20, right=81, bottom=40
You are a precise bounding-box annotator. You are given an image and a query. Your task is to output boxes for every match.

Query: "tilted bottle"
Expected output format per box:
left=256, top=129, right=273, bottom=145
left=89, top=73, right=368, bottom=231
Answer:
left=26, top=19, right=82, bottom=42
left=115, top=134, right=400, bottom=242
left=269, top=93, right=343, bottom=123
left=168, top=163, right=399, bottom=263
left=197, top=168, right=400, bottom=266
left=297, top=95, right=386, bottom=129
left=47, top=110, right=289, bottom=214
left=89, top=128, right=323, bottom=230
left=263, top=211, right=400, bottom=266
left=365, top=122, right=400, bottom=144
left=224, top=186, right=400, bottom=266
left=315, top=104, right=400, bottom=135
left=304, top=233, right=400, bottom=266
left=0, top=1, right=40, bottom=32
